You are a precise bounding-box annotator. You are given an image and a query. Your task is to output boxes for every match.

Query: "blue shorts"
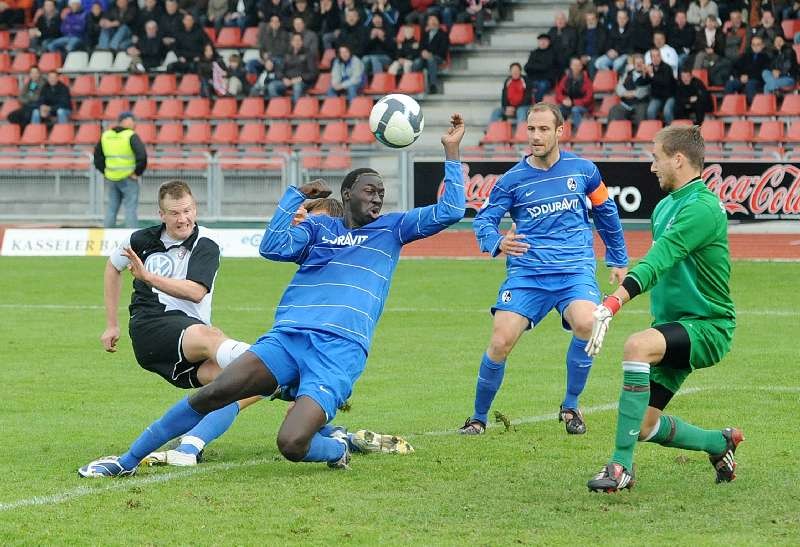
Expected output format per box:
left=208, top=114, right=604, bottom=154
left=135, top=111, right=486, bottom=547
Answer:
left=492, top=272, right=601, bottom=330
left=249, top=327, right=367, bottom=421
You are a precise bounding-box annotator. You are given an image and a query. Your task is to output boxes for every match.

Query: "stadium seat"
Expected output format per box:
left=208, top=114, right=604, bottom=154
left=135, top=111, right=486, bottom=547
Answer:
left=779, top=94, right=800, bottom=116
left=210, top=97, right=237, bottom=119
left=266, top=96, right=292, bottom=118
left=700, top=119, right=725, bottom=142
left=204, top=27, right=217, bottom=43
left=571, top=119, right=602, bottom=142
left=241, top=26, right=259, bottom=47
left=150, top=74, right=177, bottom=95
left=449, top=23, right=475, bottom=45
left=0, top=30, right=7, bottom=49
left=157, top=123, right=184, bottom=143
left=633, top=119, right=662, bottom=142
left=364, top=73, right=396, bottom=94
left=322, top=147, right=353, bottom=170
left=716, top=94, right=746, bottom=117
left=177, top=74, right=201, bottom=95
left=0, top=75, right=19, bottom=96
left=185, top=122, right=212, bottom=144
left=132, top=98, right=157, bottom=119
left=134, top=122, right=156, bottom=144
left=239, top=122, right=267, bottom=144
left=346, top=96, right=373, bottom=118
left=71, top=74, right=96, bottom=96
left=754, top=120, right=784, bottom=142
left=726, top=120, right=754, bottom=142
left=292, top=121, right=321, bottom=144
left=48, top=123, right=75, bottom=145
left=319, top=96, right=347, bottom=118
left=216, top=27, right=242, bottom=47
left=669, top=119, right=693, bottom=126
left=595, top=95, right=620, bottom=118
left=185, top=97, right=211, bottom=119
left=396, top=24, right=421, bottom=43
left=0, top=98, right=19, bottom=120
left=292, top=96, right=320, bottom=118
left=211, top=121, right=239, bottom=144
left=10, top=52, right=36, bottom=73
left=781, top=19, right=800, bottom=38
left=592, top=70, right=617, bottom=93
left=73, top=98, right=103, bottom=120
left=62, top=51, right=88, bottom=72
left=103, top=98, right=131, bottom=120
left=97, top=74, right=123, bottom=95
left=512, top=121, right=528, bottom=143
left=37, top=52, right=62, bottom=72
left=87, top=50, right=114, bottom=72
left=690, top=68, right=709, bottom=87
left=11, top=30, right=30, bottom=49
left=786, top=120, right=800, bottom=142
left=321, top=120, right=348, bottom=144
left=397, top=72, right=425, bottom=95
left=237, top=97, right=265, bottom=118
left=309, top=72, right=332, bottom=95
left=74, top=124, right=101, bottom=145
left=604, top=120, right=632, bottom=142
left=748, top=94, right=777, bottom=116
left=350, top=121, right=374, bottom=145
left=0, top=53, right=10, bottom=72
left=242, top=48, right=260, bottom=64
left=157, top=98, right=184, bottom=119
left=111, top=52, right=132, bottom=72
left=123, top=74, right=149, bottom=95
left=21, top=123, right=47, bottom=145
left=0, top=123, right=21, bottom=145
left=560, top=120, right=572, bottom=142
left=265, top=121, right=292, bottom=144
left=480, top=121, right=512, bottom=144
left=319, top=48, right=336, bottom=70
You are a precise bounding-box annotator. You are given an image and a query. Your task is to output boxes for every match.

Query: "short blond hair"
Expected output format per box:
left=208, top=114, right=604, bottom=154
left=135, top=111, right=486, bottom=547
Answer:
left=158, top=180, right=193, bottom=208
left=527, top=102, right=564, bottom=128
left=655, top=125, right=705, bottom=170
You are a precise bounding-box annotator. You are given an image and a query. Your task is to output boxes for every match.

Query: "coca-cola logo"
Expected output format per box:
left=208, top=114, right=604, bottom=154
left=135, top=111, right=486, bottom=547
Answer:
left=436, top=162, right=501, bottom=211
left=703, top=163, right=800, bottom=217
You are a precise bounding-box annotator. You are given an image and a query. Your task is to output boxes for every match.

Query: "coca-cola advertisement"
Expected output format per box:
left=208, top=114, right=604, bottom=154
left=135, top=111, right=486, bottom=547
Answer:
left=413, top=161, right=800, bottom=221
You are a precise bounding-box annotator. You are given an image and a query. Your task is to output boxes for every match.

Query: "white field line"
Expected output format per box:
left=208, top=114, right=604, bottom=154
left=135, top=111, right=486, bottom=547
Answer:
left=0, top=303, right=796, bottom=317
left=1, top=385, right=798, bottom=513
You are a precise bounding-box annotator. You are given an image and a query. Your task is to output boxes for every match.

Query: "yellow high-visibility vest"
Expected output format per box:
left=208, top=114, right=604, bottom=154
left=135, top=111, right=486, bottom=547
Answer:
left=100, top=128, right=136, bottom=181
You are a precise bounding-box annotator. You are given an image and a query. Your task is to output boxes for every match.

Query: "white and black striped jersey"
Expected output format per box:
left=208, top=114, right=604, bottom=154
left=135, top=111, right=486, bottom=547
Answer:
left=110, top=224, right=221, bottom=324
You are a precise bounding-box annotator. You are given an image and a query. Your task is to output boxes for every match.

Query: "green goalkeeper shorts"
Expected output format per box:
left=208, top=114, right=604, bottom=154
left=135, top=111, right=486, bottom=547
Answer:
left=651, top=318, right=735, bottom=394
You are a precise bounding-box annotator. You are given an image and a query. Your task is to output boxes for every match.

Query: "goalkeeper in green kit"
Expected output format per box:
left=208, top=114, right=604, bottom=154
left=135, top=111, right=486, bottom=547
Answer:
left=584, top=125, right=742, bottom=493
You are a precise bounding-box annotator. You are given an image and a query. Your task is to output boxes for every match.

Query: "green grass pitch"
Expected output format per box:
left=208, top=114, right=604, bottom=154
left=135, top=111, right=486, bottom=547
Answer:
left=0, top=257, right=798, bottom=544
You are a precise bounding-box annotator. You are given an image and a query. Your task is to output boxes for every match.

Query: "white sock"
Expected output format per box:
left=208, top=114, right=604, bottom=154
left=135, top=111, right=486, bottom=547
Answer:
left=216, top=339, right=250, bottom=368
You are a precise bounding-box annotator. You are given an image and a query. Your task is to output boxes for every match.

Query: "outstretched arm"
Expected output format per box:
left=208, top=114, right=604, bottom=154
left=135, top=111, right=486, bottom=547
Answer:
left=397, top=114, right=466, bottom=243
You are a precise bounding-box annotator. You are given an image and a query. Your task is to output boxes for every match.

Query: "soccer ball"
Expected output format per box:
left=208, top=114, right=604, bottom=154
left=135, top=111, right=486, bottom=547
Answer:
left=369, top=94, right=424, bottom=148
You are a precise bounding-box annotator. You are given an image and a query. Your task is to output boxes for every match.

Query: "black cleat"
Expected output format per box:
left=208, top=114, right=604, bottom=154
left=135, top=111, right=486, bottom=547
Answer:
left=559, top=406, right=586, bottom=435
left=587, top=462, right=635, bottom=493
left=709, top=427, right=744, bottom=483
left=457, top=417, right=486, bottom=435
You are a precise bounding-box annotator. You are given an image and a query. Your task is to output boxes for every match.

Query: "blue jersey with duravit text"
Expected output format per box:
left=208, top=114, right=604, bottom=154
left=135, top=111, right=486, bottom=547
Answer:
left=473, top=151, right=628, bottom=277
left=259, top=160, right=465, bottom=352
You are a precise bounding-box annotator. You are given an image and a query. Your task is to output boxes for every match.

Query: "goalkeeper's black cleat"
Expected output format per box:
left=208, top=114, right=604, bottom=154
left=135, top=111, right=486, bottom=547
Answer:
left=457, top=417, right=486, bottom=435
left=587, top=462, right=635, bottom=493
left=709, top=427, right=744, bottom=483
left=559, top=406, right=586, bottom=435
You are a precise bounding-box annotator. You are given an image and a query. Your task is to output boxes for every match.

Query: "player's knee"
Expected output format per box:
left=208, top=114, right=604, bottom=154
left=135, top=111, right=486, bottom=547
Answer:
left=489, top=331, right=515, bottom=359
left=638, top=414, right=659, bottom=441
left=276, top=431, right=309, bottom=462
left=571, top=316, right=594, bottom=340
left=623, top=334, right=649, bottom=361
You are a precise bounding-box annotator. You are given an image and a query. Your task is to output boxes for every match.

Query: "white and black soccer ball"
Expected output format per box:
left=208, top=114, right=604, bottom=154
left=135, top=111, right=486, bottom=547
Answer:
left=369, top=93, right=424, bottom=148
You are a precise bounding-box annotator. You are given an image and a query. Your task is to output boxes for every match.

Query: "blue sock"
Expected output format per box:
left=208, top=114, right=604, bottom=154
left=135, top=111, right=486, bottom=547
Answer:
left=301, top=432, right=346, bottom=463
left=563, top=336, right=593, bottom=409
left=472, top=353, right=506, bottom=425
left=119, top=397, right=204, bottom=470
left=176, top=402, right=240, bottom=456
left=318, top=424, right=346, bottom=437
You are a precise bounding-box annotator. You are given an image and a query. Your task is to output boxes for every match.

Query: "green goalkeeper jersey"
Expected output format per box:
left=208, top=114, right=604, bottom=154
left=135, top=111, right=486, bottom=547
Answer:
left=628, top=179, right=736, bottom=326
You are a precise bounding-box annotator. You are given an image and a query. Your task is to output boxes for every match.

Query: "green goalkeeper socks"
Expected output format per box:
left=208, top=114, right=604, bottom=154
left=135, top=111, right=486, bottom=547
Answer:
left=647, top=414, right=727, bottom=455
left=610, top=362, right=651, bottom=470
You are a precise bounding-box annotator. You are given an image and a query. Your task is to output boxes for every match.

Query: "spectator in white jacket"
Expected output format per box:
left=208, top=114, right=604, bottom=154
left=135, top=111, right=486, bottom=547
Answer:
left=644, top=30, right=679, bottom=76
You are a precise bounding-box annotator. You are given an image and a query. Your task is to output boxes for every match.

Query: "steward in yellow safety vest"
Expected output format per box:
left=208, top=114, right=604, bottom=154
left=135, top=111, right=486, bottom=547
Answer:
left=93, top=111, right=147, bottom=182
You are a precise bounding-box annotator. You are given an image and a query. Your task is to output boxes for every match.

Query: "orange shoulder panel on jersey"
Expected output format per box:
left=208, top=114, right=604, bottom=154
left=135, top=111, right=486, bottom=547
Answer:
left=588, top=182, right=609, bottom=206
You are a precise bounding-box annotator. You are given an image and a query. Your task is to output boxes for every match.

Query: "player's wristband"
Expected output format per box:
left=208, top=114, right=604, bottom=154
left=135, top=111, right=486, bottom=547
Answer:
left=602, top=295, right=623, bottom=315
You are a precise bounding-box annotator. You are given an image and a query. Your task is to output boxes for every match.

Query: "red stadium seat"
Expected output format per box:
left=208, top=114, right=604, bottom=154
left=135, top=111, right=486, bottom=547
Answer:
left=97, top=74, right=123, bottom=95
left=103, top=98, right=131, bottom=120
left=265, top=121, right=292, bottom=144
left=150, top=74, right=177, bottom=95
left=185, top=122, right=212, bottom=144
left=73, top=98, right=102, bottom=120
left=754, top=120, right=784, bottom=142
left=691, top=68, right=709, bottom=87
left=726, top=119, right=754, bottom=141
left=210, top=97, right=237, bottom=118
left=291, top=96, right=320, bottom=118
left=633, top=119, right=662, bottom=142
left=309, top=72, right=332, bottom=95
left=177, top=74, right=201, bottom=95
left=592, top=70, right=617, bottom=93
left=123, top=74, right=149, bottom=96
left=604, top=120, right=632, bottom=142
left=204, top=27, right=217, bottom=43
left=10, top=52, right=36, bottom=73
left=748, top=94, right=777, bottom=116
left=74, top=124, right=102, bottom=145
left=292, top=121, right=321, bottom=144
left=266, top=96, right=292, bottom=118
left=239, top=122, right=267, bottom=144
left=216, top=27, right=242, bottom=47
left=779, top=94, right=800, bottom=116
left=0, top=123, right=21, bottom=145
left=480, top=121, right=512, bottom=144
left=37, top=52, right=62, bottom=72
left=237, top=96, right=265, bottom=118
left=346, top=96, right=373, bottom=118
left=781, top=19, right=800, bottom=39
left=48, top=123, right=75, bottom=145
left=157, top=98, right=184, bottom=119
left=512, top=121, right=528, bottom=143
left=134, top=122, right=156, bottom=144
left=0, top=98, right=19, bottom=120
left=0, top=53, right=10, bottom=72
left=132, top=98, right=157, bottom=119
left=321, top=120, right=348, bottom=144
left=364, top=73, right=396, bottom=94
left=242, top=26, right=259, bottom=47
left=71, top=74, right=96, bottom=96
left=185, top=97, right=211, bottom=119
left=716, top=94, right=746, bottom=117
left=319, top=48, right=336, bottom=70
left=700, top=119, right=725, bottom=141
left=0, top=30, right=9, bottom=49
left=571, top=119, right=601, bottom=142
left=11, top=30, right=30, bottom=49
left=449, top=23, right=475, bottom=45
left=21, top=123, right=47, bottom=145
left=157, top=123, right=184, bottom=143
left=595, top=95, right=620, bottom=118
left=211, top=121, right=239, bottom=144
left=669, top=119, right=694, bottom=126
left=0, top=75, right=19, bottom=96
left=349, top=122, right=374, bottom=145
left=319, top=96, right=347, bottom=118
left=786, top=120, right=800, bottom=142
left=397, top=72, right=425, bottom=95
left=322, top=147, right=353, bottom=170
left=560, top=120, right=572, bottom=142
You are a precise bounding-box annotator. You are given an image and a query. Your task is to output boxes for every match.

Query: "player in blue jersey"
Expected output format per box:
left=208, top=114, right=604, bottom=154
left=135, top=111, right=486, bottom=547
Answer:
left=78, top=114, right=466, bottom=477
left=458, top=103, right=629, bottom=436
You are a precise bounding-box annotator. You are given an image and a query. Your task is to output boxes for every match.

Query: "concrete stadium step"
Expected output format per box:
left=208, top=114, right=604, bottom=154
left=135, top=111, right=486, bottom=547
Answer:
left=462, top=52, right=532, bottom=73
left=489, top=27, right=544, bottom=49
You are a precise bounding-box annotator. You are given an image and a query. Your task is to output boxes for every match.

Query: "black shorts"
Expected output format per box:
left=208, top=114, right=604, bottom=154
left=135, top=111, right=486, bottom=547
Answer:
left=129, top=311, right=206, bottom=389
left=648, top=322, right=692, bottom=410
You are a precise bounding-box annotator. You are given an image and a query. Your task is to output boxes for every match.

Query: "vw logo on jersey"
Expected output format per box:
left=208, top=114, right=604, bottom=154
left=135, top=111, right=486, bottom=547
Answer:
left=567, top=177, right=577, bottom=191
left=501, top=290, right=512, bottom=303
left=144, top=253, right=175, bottom=277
